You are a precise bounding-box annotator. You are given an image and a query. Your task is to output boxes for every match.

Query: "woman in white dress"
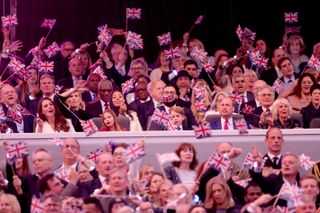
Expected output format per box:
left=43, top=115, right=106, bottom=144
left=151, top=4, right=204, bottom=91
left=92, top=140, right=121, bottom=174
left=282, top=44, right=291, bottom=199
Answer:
left=35, top=97, right=75, bottom=133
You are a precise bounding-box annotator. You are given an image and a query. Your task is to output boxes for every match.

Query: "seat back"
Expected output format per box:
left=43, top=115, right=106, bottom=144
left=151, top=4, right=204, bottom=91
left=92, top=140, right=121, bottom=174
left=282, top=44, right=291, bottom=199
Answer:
left=310, top=118, right=320, bottom=128
left=117, top=115, right=130, bottom=131
left=291, top=113, right=303, bottom=127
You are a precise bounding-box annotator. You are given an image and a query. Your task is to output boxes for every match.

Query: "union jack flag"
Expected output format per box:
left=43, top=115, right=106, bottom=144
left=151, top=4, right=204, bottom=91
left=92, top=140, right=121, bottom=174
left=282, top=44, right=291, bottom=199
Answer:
left=86, top=147, right=104, bottom=163
left=192, top=122, right=211, bottom=139
left=167, top=120, right=176, bottom=131
left=157, top=32, right=171, bottom=46
left=193, top=99, right=207, bottom=112
left=286, top=26, right=301, bottom=34
left=279, top=182, right=303, bottom=207
left=8, top=57, right=25, bottom=72
left=31, top=196, right=45, bottom=213
left=126, top=8, right=142, bottom=19
left=0, top=106, right=5, bottom=120
left=41, top=18, right=56, bottom=29
left=98, top=26, right=113, bottom=47
left=273, top=79, right=284, bottom=94
left=157, top=152, right=180, bottom=165
left=16, top=68, right=30, bottom=81
left=229, top=93, right=242, bottom=104
left=163, top=47, right=180, bottom=61
left=298, top=153, right=315, bottom=171
left=30, top=56, right=42, bottom=68
left=127, top=31, right=143, bottom=50
left=202, top=61, right=214, bottom=73
left=54, top=167, right=69, bottom=181
left=236, top=25, right=243, bottom=41
left=92, top=66, right=107, bottom=80
left=123, top=141, right=145, bottom=164
left=121, top=78, right=135, bottom=94
left=193, top=86, right=206, bottom=100
left=307, top=55, right=320, bottom=71
left=151, top=108, right=170, bottom=126
left=81, top=119, right=98, bottom=136
left=195, top=15, right=204, bottom=24
left=251, top=55, right=268, bottom=69
left=16, top=104, right=31, bottom=116
left=284, top=12, right=298, bottom=23
left=241, top=104, right=254, bottom=115
left=242, top=27, right=256, bottom=41
left=7, top=141, right=29, bottom=161
left=38, top=61, right=54, bottom=74
left=235, top=118, right=248, bottom=131
left=191, top=47, right=208, bottom=62
left=243, top=153, right=256, bottom=169
left=44, top=42, right=60, bottom=58
left=7, top=111, right=23, bottom=124
left=208, top=153, right=231, bottom=171
left=1, top=14, right=18, bottom=27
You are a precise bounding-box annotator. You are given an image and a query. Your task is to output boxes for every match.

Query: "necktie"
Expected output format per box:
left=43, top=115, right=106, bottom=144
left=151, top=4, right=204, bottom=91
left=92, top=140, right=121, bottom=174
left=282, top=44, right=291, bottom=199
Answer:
left=241, top=95, right=246, bottom=103
left=288, top=79, right=293, bottom=83
left=224, top=119, right=229, bottom=130
left=272, top=157, right=278, bottom=168
left=157, top=103, right=166, bottom=112
left=92, top=93, right=97, bottom=101
left=74, top=77, right=81, bottom=86
left=176, top=126, right=181, bottom=131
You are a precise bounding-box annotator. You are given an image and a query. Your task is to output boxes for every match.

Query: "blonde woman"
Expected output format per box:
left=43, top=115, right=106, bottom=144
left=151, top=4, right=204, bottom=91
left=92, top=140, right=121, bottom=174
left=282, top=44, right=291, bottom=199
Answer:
left=0, top=193, right=21, bottom=213
left=191, top=79, right=212, bottom=123
left=270, top=98, right=300, bottom=129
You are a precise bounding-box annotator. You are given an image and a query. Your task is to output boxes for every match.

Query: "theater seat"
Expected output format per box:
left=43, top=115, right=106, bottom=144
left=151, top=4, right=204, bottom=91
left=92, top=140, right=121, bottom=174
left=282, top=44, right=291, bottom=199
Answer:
left=291, top=113, right=303, bottom=127
left=310, top=118, right=320, bottom=128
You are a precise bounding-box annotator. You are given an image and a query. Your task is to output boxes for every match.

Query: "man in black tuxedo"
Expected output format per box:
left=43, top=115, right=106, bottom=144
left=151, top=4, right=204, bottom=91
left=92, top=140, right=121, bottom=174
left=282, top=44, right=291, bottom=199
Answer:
left=137, top=80, right=166, bottom=130
left=262, top=127, right=284, bottom=170
left=260, top=48, right=286, bottom=86
left=86, top=79, right=113, bottom=117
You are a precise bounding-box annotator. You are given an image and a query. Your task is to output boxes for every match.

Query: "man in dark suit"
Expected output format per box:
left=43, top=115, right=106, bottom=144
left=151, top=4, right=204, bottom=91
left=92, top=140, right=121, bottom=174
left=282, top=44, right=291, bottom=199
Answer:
left=58, top=57, right=85, bottom=88
left=1, top=83, right=34, bottom=133
left=128, top=81, right=150, bottom=112
left=53, top=41, right=75, bottom=83
left=260, top=48, right=286, bottom=86
left=244, top=85, right=275, bottom=128
left=137, top=80, right=166, bottom=130
left=81, top=73, right=101, bottom=103
left=210, top=97, right=237, bottom=130
left=301, top=84, right=320, bottom=128
left=86, top=79, right=113, bottom=117
left=231, top=73, right=255, bottom=113
left=262, top=127, right=284, bottom=169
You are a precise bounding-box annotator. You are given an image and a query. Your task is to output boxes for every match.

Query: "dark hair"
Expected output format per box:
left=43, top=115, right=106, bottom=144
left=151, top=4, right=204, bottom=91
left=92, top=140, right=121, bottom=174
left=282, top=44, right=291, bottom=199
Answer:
left=107, top=197, right=128, bottom=213
left=147, top=172, right=164, bottom=187
left=109, top=90, right=133, bottom=120
left=14, top=156, right=30, bottom=176
left=244, top=182, right=262, bottom=196
left=37, top=97, right=71, bottom=132
left=39, top=173, right=55, bottom=194
left=226, top=64, right=244, bottom=76
left=291, top=73, right=317, bottom=98
left=184, top=59, right=198, bottom=69
left=112, top=143, right=129, bottom=154
left=136, top=74, right=151, bottom=84
left=277, top=57, right=292, bottom=69
left=310, top=83, right=320, bottom=94
left=172, top=143, right=198, bottom=170
left=82, top=197, right=104, bottom=212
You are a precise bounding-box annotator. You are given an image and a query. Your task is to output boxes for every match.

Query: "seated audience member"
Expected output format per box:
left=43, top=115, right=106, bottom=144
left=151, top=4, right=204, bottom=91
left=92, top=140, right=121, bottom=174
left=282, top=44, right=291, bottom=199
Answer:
left=230, top=73, right=255, bottom=113
left=137, top=80, right=166, bottom=130
left=204, top=178, right=241, bottom=212
left=170, top=106, right=193, bottom=130
left=58, top=57, right=85, bottom=88
left=81, top=73, right=102, bottom=103
left=287, top=34, right=309, bottom=75
left=58, top=87, right=92, bottom=132
left=128, top=81, right=150, bottom=112
left=299, top=174, right=320, bottom=208
left=43, top=194, right=62, bottom=213
left=244, top=69, right=258, bottom=92
left=76, top=163, right=94, bottom=183
left=150, top=49, right=171, bottom=82
left=206, top=91, right=229, bottom=116
left=109, top=90, right=142, bottom=131
left=164, top=143, right=198, bottom=191
left=301, top=83, right=320, bottom=128
left=245, top=85, right=275, bottom=128
left=86, top=79, right=113, bottom=117
left=209, top=96, right=237, bottom=130
left=82, top=197, right=104, bottom=213
left=287, top=73, right=317, bottom=113
left=38, top=173, right=65, bottom=196
left=100, top=109, right=126, bottom=131
left=15, top=66, right=39, bottom=107
left=0, top=83, right=34, bottom=133
left=0, top=193, right=21, bottom=213
left=173, top=70, right=193, bottom=104
left=157, top=179, right=174, bottom=208
left=35, top=97, right=75, bottom=133
left=267, top=98, right=300, bottom=129
left=242, top=182, right=263, bottom=204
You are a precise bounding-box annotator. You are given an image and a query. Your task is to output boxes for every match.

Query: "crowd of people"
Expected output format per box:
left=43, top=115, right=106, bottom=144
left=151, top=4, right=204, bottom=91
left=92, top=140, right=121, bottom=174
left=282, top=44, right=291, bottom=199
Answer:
left=0, top=12, right=320, bottom=212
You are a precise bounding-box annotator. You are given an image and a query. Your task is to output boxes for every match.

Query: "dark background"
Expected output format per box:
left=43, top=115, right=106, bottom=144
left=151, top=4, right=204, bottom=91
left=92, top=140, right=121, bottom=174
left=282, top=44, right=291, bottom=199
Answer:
left=1, top=0, right=318, bottom=63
